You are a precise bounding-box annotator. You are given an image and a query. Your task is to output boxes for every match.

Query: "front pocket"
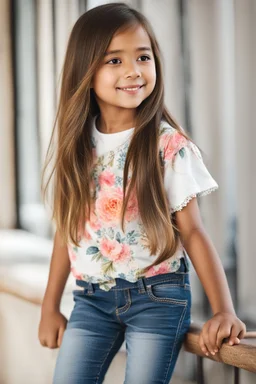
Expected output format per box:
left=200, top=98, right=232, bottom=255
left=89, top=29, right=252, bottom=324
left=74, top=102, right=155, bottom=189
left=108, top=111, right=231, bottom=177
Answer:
left=146, top=282, right=190, bottom=305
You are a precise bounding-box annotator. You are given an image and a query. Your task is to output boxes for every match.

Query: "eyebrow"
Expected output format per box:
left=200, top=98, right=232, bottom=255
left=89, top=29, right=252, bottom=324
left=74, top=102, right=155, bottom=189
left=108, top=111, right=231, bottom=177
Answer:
left=104, top=46, right=152, bottom=57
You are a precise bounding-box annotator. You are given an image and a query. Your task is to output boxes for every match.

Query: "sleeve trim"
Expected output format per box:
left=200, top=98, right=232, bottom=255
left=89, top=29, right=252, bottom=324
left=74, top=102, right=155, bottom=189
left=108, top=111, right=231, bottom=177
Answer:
left=171, top=186, right=219, bottom=213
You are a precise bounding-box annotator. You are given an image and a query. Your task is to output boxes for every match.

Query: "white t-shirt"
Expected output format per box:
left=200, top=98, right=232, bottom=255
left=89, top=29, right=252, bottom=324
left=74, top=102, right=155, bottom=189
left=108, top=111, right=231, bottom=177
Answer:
left=68, top=118, right=218, bottom=290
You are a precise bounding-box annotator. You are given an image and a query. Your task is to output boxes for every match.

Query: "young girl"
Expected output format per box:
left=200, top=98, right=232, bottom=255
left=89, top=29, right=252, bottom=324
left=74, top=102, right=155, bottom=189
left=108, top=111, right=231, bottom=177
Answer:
left=39, top=3, right=246, bottom=383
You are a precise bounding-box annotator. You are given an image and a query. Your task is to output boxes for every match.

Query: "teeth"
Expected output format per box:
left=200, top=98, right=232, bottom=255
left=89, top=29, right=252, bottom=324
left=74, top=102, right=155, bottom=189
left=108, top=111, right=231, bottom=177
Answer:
left=121, top=87, right=141, bottom=91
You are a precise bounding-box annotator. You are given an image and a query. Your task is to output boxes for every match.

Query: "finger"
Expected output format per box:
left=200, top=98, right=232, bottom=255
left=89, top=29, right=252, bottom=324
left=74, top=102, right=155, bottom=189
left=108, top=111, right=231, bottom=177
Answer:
left=237, top=323, right=247, bottom=340
left=228, top=324, right=240, bottom=345
left=202, top=325, right=212, bottom=355
left=48, top=330, right=59, bottom=349
left=199, top=333, right=209, bottom=356
left=216, top=325, right=232, bottom=349
left=40, top=339, right=47, bottom=347
left=198, top=332, right=206, bottom=354
left=199, top=325, right=211, bottom=356
left=57, top=327, right=65, bottom=348
left=48, top=339, right=58, bottom=349
left=207, top=322, right=221, bottom=354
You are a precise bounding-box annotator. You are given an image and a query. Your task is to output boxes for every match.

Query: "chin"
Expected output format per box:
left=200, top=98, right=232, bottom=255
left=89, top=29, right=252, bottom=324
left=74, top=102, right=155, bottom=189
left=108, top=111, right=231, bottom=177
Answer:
left=117, top=100, right=147, bottom=109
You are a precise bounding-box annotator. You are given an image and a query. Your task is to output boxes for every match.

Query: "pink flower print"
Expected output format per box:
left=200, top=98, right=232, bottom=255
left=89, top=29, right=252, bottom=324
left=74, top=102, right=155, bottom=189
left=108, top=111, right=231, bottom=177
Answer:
left=96, top=187, right=123, bottom=225
left=157, top=262, right=171, bottom=274
left=96, top=187, right=138, bottom=225
left=77, top=220, right=92, bottom=240
left=83, top=200, right=101, bottom=236
left=99, top=170, right=115, bottom=189
left=145, top=261, right=170, bottom=278
left=126, top=188, right=139, bottom=222
left=118, top=244, right=131, bottom=261
left=70, top=266, right=83, bottom=280
left=100, top=238, right=131, bottom=263
left=88, top=210, right=101, bottom=232
left=160, top=132, right=188, bottom=161
left=100, top=237, right=122, bottom=258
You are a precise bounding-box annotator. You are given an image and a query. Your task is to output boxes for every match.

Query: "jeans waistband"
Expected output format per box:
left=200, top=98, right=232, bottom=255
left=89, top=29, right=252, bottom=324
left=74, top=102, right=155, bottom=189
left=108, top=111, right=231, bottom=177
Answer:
left=75, top=256, right=189, bottom=293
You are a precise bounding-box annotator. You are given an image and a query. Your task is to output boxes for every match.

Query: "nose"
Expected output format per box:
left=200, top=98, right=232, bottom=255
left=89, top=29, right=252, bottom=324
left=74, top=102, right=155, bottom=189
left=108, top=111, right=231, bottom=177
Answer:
left=124, top=61, right=141, bottom=79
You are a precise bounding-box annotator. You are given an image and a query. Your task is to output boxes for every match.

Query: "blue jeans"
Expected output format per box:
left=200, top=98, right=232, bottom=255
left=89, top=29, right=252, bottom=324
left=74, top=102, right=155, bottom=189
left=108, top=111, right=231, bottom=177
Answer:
left=53, top=256, right=192, bottom=384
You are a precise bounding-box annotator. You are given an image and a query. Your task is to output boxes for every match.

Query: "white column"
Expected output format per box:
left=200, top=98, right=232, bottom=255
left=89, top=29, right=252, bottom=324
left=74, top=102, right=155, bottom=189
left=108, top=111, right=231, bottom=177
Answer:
left=185, top=0, right=237, bottom=312
left=15, top=0, right=42, bottom=233
left=234, top=0, right=256, bottom=320
left=187, top=0, right=236, bottom=267
left=0, top=0, right=16, bottom=228
left=36, top=0, right=56, bottom=237
left=141, top=0, right=186, bottom=127
left=54, top=0, right=81, bottom=99
left=37, top=0, right=55, bottom=167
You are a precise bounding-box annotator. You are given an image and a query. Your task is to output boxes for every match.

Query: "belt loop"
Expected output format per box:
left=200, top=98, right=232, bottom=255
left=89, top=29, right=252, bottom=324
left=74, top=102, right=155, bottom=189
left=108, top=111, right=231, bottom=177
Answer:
left=87, top=282, right=94, bottom=295
left=138, top=277, right=147, bottom=294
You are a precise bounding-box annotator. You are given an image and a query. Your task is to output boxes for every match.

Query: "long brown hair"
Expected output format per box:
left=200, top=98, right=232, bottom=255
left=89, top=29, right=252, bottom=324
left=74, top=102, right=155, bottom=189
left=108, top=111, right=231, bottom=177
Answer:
left=41, top=2, right=194, bottom=273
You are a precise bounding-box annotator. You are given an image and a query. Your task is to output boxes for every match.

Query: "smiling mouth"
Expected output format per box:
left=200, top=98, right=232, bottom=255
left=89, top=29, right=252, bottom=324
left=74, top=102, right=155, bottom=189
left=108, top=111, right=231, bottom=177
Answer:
left=117, top=85, right=144, bottom=91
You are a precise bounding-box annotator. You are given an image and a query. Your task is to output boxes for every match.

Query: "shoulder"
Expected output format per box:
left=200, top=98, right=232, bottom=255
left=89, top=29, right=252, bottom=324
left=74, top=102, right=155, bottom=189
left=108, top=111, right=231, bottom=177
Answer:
left=159, top=120, right=177, bottom=137
left=159, top=120, right=190, bottom=161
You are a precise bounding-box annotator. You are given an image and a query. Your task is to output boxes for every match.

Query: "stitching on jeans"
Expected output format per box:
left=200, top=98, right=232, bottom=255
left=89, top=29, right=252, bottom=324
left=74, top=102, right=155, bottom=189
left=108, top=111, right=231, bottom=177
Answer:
left=146, top=277, right=184, bottom=285
left=163, top=303, right=188, bottom=384
left=110, top=277, right=183, bottom=291
left=95, top=331, right=122, bottom=384
left=116, top=289, right=131, bottom=316
left=76, top=274, right=187, bottom=292
left=146, top=286, right=188, bottom=305
left=152, top=283, right=184, bottom=289
left=114, top=289, right=123, bottom=324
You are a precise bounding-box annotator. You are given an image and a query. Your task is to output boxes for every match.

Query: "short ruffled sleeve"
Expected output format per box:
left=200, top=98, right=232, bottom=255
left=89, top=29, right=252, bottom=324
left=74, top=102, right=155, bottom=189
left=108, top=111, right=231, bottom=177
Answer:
left=160, top=130, right=219, bottom=212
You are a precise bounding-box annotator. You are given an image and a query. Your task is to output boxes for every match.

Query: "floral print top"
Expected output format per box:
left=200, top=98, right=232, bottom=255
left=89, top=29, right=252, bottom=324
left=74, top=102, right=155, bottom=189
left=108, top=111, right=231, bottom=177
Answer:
left=68, top=118, right=218, bottom=291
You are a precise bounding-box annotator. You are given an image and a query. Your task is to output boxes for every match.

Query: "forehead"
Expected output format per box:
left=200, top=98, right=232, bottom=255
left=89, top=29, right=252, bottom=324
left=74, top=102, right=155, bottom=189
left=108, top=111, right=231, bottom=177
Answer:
left=108, top=24, right=152, bottom=50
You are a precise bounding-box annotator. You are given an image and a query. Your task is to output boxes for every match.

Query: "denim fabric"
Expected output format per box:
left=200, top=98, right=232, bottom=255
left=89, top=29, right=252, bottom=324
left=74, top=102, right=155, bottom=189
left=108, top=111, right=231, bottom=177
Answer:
left=53, top=256, right=192, bottom=384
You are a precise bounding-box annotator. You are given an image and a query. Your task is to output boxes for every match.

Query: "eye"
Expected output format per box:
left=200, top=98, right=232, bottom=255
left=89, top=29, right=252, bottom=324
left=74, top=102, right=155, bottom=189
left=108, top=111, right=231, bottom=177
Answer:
left=138, top=55, right=151, bottom=61
left=107, top=58, right=121, bottom=65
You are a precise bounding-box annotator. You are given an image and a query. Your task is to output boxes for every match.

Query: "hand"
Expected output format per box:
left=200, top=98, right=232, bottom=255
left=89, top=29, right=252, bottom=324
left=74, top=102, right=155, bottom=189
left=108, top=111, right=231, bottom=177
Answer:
left=38, top=309, right=67, bottom=349
left=198, top=312, right=246, bottom=356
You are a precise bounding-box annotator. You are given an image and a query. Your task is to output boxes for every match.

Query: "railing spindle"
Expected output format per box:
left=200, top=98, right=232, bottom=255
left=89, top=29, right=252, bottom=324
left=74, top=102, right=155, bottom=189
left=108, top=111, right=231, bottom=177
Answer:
left=197, top=355, right=205, bottom=384
left=234, top=366, right=240, bottom=384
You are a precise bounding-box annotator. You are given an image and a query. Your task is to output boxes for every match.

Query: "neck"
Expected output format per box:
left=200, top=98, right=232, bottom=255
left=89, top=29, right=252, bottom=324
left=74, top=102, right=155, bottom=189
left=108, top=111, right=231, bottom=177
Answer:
left=96, top=110, right=136, bottom=134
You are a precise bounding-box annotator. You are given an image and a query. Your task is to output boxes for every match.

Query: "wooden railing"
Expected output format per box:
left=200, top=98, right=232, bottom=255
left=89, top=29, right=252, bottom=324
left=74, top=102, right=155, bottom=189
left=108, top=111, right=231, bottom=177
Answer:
left=1, top=264, right=256, bottom=384
left=184, top=322, right=256, bottom=384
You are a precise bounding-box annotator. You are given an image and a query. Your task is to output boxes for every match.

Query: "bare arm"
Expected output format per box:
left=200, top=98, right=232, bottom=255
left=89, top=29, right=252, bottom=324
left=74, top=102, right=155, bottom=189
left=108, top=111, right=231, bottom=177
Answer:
left=174, top=197, right=235, bottom=315
left=174, top=197, right=246, bottom=355
left=42, top=230, right=71, bottom=312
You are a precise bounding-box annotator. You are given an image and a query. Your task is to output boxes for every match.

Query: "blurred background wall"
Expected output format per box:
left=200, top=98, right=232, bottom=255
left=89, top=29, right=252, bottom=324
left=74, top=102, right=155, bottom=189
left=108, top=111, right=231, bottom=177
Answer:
left=0, top=0, right=255, bottom=383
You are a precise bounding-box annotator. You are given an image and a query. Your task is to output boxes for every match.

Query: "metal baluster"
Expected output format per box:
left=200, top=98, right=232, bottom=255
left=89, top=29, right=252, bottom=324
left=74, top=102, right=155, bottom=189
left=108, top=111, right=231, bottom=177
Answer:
left=197, top=356, right=205, bottom=384
left=234, top=367, right=240, bottom=384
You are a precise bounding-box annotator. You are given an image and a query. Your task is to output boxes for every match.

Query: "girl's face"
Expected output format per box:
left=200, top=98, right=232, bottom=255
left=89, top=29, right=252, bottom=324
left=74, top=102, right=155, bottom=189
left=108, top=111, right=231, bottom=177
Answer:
left=92, top=24, right=156, bottom=115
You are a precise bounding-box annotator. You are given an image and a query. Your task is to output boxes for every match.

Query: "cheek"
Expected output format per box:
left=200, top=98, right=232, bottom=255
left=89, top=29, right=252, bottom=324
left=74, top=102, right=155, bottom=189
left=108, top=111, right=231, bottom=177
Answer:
left=94, top=70, right=116, bottom=91
left=148, top=65, right=157, bottom=83
left=145, top=67, right=156, bottom=93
